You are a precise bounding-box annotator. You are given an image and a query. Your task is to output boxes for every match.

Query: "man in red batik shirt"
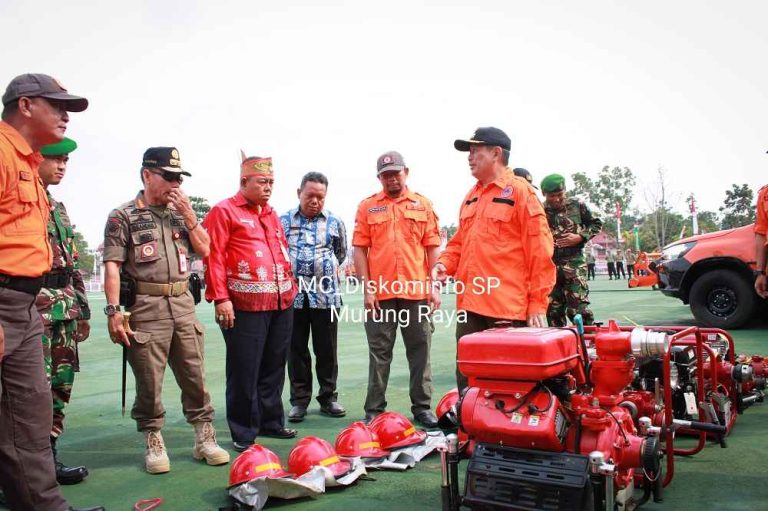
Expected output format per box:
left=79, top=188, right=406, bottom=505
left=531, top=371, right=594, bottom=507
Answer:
left=203, top=152, right=298, bottom=451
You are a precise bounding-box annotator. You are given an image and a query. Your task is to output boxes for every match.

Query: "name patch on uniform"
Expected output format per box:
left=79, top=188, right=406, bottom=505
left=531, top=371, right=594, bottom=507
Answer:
left=138, top=232, right=154, bottom=244
left=130, top=221, right=157, bottom=232
left=406, top=204, right=426, bottom=211
left=240, top=218, right=255, bottom=227
left=492, top=197, right=515, bottom=207
left=368, top=206, right=387, bottom=213
left=170, top=217, right=186, bottom=227
left=465, top=197, right=479, bottom=206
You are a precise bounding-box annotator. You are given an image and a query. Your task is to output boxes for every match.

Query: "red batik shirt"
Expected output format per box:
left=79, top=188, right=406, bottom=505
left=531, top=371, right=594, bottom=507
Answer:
left=203, top=192, right=297, bottom=311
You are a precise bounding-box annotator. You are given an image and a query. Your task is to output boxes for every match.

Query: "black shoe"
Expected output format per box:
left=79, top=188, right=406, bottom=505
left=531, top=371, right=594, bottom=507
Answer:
left=414, top=410, right=439, bottom=429
left=56, top=461, right=89, bottom=485
left=68, top=507, right=105, bottom=511
left=363, top=410, right=382, bottom=424
left=320, top=402, right=347, bottom=418
left=260, top=427, right=297, bottom=439
left=287, top=405, right=307, bottom=423
left=232, top=441, right=253, bottom=452
left=51, top=436, right=88, bottom=485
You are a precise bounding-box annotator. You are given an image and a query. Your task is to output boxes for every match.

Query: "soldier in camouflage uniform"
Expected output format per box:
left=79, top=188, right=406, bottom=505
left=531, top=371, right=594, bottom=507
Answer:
left=540, top=174, right=603, bottom=327
left=36, top=137, right=91, bottom=484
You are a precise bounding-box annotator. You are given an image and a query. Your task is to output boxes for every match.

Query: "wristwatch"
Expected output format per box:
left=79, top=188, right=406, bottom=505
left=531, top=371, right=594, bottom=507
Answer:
left=104, top=304, right=121, bottom=316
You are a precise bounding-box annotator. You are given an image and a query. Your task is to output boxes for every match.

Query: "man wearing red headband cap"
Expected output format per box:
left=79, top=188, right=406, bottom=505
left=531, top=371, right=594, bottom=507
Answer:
left=203, top=152, right=298, bottom=451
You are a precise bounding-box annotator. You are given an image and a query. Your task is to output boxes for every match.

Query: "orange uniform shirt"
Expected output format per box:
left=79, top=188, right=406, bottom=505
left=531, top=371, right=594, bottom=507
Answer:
left=352, top=188, right=441, bottom=300
left=755, top=185, right=768, bottom=240
left=0, top=121, right=51, bottom=277
left=438, top=168, right=555, bottom=320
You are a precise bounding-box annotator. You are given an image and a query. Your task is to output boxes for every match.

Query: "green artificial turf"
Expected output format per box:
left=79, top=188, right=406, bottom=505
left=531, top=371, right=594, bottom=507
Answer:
left=57, top=277, right=767, bottom=510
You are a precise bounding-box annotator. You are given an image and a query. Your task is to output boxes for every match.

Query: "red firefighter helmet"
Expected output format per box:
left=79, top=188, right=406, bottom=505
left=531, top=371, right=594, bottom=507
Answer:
left=436, top=388, right=460, bottom=430
left=369, top=411, right=427, bottom=450
left=288, top=436, right=353, bottom=478
left=335, top=421, right=390, bottom=459
left=229, top=444, right=290, bottom=487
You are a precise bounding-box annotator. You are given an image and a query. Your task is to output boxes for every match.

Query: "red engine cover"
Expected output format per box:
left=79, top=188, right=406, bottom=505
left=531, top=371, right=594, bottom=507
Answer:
left=460, top=383, right=566, bottom=452
left=458, top=327, right=580, bottom=382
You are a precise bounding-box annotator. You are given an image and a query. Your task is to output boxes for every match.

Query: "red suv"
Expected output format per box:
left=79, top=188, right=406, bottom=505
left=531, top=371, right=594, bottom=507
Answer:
left=656, top=224, right=762, bottom=328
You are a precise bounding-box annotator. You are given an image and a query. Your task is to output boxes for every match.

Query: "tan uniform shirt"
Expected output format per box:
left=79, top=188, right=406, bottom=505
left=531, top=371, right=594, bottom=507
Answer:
left=102, top=191, right=194, bottom=320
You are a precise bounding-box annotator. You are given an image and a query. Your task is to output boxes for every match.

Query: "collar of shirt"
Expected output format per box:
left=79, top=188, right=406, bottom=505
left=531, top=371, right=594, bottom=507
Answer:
left=0, top=121, right=43, bottom=165
left=232, top=190, right=273, bottom=215
left=290, top=206, right=327, bottom=221
left=373, top=187, right=421, bottom=204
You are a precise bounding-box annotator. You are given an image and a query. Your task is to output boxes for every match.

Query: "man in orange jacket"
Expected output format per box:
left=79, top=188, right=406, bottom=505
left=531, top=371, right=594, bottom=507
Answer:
left=432, top=127, right=556, bottom=390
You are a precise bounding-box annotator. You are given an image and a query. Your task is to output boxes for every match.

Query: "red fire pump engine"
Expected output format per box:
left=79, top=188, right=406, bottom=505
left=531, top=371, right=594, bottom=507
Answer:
left=584, top=324, right=765, bottom=450
left=440, top=322, right=725, bottom=511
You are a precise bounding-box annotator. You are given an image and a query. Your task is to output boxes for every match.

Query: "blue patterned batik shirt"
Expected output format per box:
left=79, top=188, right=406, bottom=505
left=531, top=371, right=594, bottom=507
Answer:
left=280, top=207, right=347, bottom=309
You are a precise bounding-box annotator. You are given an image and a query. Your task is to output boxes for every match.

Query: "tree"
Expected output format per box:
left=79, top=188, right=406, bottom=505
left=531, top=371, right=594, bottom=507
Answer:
left=73, top=231, right=94, bottom=276
left=696, top=211, right=720, bottom=234
left=442, top=224, right=458, bottom=239
left=719, top=184, right=755, bottom=229
left=568, top=166, right=637, bottom=238
left=643, top=167, right=683, bottom=250
left=637, top=209, right=685, bottom=252
left=189, top=196, right=211, bottom=222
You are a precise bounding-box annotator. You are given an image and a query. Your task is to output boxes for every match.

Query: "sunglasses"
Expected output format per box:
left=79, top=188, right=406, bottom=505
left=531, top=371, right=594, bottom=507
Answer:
left=149, top=169, right=184, bottom=183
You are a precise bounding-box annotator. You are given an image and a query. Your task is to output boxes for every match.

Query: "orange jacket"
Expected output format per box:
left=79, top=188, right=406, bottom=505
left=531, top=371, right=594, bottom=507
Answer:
left=755, top=185, right=768, bottom=239
left=438, top=168, right=555, bottom=320
left=352, top=188, right=441, bottom=300
left=0, top=121, right=51, bottom=277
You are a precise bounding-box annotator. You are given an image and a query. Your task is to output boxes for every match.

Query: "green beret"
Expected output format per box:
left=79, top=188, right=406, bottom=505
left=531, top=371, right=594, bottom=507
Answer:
left=40, top=137, right=77, bottom=156
left=540, top=173, right=565, bottom=193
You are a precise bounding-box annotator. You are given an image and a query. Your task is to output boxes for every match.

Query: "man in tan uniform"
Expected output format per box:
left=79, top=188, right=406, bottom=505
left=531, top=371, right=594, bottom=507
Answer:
left=102, top=147, right=229, bottom=474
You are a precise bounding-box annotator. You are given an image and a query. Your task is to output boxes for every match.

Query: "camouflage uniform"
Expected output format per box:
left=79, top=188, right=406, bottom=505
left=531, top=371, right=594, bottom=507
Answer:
left=545, top=198, right=602, bottom=327
left=36, top=191, right=90, bottom=437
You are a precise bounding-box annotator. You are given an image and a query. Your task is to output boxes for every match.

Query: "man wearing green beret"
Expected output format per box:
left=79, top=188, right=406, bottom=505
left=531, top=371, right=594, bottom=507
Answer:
left=540, top=173, right=603, bottom=327
left=36, top=137, right=91, bottom=485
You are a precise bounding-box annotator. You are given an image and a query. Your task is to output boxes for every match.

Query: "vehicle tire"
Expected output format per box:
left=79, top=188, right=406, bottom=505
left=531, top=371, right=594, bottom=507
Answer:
left=689, top=269, right=755, bottom=329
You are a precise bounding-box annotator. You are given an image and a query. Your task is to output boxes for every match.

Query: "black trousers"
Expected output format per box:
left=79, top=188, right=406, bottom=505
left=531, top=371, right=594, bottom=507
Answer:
left=222, top=308, right=293, bottom=443
left=455, top=311, right=526, bottom=390
left=288, top=303, right=338, bottom=408
left=627, top=264, right=635, bottom=278
left=615, top=261, right=626, bottom=279
left=607, top=262, right=616, bottom=279
left=587, top=263, right=596, bottom=280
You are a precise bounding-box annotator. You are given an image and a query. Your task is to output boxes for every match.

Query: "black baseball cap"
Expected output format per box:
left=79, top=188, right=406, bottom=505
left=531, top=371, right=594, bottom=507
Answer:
left=2, top=73, right=88, bottom=112
left=513, top=168, right=537, bottom=188
left=142, top=147, right=191, bottom=176
left=454, top=127, right=511, bottom=152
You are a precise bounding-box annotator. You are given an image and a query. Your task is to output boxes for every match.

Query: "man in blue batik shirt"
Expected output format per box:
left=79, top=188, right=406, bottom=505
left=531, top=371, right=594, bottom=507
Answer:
left=281, top=172, right=348, bottom=422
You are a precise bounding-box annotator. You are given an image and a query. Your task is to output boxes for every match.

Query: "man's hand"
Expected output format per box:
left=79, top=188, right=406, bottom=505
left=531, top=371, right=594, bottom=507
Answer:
left=756, top=274, right=768, bottom=299
left=554, top=233, right=583, bottom=248
left=75, top=320, right=91, bottom=342
left=363, top=291, right=380, bottom=320
left=527, top=313, right=547, bottom=328
left=108, top=313, right=131, bottom=347
left=215, top=300, right=235, bottom=330
left=431, top=262, right=448, bottom=284
left=167, top=189, right=196, bottom=226
left=428, top=285, right=442, bottom=313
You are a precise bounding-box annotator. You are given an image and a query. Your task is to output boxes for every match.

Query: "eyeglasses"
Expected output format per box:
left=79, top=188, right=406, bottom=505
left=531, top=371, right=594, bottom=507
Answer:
left=149, top=169, right=184, bottom=183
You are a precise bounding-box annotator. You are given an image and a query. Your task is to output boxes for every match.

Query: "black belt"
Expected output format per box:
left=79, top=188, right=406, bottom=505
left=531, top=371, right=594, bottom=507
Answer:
left=554, top=246, right=584, bottom=259
left=0, top=272, right=45, bottom=295
left=41, top=271, right=73, bottom=289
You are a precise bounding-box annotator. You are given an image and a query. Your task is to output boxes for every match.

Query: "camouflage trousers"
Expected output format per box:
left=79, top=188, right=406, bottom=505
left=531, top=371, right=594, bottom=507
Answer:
left=547, top=258, right=594, bottom=327
left=42, top=319, right=80, bottom=437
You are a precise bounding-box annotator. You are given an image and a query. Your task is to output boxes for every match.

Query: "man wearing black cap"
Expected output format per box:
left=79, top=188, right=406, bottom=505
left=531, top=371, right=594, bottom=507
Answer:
left=102, top=147, right=229, bottom=474
left=0, top=73, right=103, bottom=511
left=432, top=127, right=556, bottom=390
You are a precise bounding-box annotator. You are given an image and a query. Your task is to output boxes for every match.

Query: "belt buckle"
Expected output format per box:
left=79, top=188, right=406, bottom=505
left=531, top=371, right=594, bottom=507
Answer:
left=171, top=281, right=183, bottom=296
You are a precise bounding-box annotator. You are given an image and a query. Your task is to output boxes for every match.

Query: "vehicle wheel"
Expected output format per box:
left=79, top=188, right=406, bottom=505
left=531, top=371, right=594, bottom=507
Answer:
left=689, top=269, right=755, bottom=329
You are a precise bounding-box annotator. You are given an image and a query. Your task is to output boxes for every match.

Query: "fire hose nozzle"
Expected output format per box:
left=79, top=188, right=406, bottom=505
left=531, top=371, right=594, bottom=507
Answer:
left=630, top=328, right=668, bottom=358
left=446, top=433, right=459, bottom=455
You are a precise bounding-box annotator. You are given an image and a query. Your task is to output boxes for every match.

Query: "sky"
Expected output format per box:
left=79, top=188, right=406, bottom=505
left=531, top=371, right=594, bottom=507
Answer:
left=2, top=0, right=767, bottom=248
